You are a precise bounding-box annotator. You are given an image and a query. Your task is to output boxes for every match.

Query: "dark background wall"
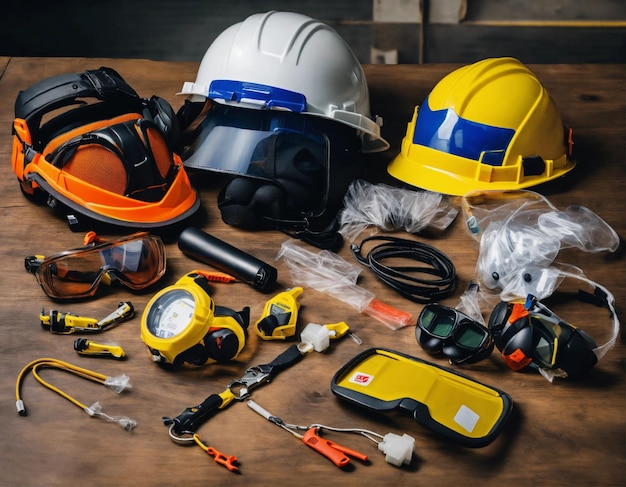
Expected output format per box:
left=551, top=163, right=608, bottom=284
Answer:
left=1, top=0, right=624, bottom=64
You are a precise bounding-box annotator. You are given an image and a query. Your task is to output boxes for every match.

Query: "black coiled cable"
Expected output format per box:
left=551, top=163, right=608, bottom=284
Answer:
left=351, top=235, right=456, bottom=304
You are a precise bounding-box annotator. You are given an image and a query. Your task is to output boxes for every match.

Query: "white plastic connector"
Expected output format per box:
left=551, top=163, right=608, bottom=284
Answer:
left=104, top=373, right=132, bottom=393
left=300, top=323, right=330, bottom=352
left=378, top=432, right=415, bottom=467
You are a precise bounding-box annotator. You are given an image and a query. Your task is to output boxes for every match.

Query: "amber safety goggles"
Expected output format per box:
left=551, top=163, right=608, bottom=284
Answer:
left=25, top=232, right=166, bottom=300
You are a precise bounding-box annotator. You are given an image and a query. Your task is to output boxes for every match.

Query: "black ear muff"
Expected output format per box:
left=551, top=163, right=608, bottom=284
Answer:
left=488, top=301, right=535, bottom=371
left=498, top=315, right=531, bottom=352
left=499, top=326, right=537, bottom=371
left=144, top=95, right=180, bottom=150
left=218, top=177, right=287, bottom=230
left=488, top=301, right=514, bottom=349
left=552, top=326, right=598, bottom=378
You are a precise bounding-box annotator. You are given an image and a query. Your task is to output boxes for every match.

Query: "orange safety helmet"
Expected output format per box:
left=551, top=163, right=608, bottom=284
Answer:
left=12, top=67, right=200, bottom=230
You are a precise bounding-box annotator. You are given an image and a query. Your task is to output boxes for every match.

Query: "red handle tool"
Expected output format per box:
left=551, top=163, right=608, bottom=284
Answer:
left=302, top=427, right=368, bottom=468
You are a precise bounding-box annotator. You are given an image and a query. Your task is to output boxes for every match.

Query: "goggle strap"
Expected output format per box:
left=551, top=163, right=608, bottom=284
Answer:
left=24, top=255, right=44, bottom=274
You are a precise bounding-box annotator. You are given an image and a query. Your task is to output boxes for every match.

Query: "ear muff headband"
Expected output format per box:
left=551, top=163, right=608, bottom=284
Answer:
left=15, top=67, right=141, bottom=149
left=12, top=68, right=199, bottom=229
left=543, top=271, right=619, bottom=362
left=488, top=271, right=619, bottom=378
left=15, top=67, right=179, bottom=163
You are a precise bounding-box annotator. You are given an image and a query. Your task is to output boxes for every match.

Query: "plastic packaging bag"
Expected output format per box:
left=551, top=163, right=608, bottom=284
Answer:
left=276, top=239, right=412, bottom=329
left=461, top=189, right=620, bottom=294
left=339, top=180, right=458, bottom=242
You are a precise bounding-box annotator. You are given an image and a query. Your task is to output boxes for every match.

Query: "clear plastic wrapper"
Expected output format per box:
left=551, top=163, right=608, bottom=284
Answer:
left=276, top=239, right=412, bottom=329
left=538, top=205, right=620, bottom=253
left=85, top=401, right=137, bottom=431
left=455, top=283, right=499, bottom=326
left=339, top=180, right=458, bottom=242
left=462, top=190, right=555, bottom=243
left=461, top=189, right=620, bottom=295
left=104, top=373, right=132, bottom=393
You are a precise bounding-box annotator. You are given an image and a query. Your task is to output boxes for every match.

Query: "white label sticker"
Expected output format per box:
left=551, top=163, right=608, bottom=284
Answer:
left=454, top=405, right=479, bottom=433
left=348, top=371, right=374, bottom=387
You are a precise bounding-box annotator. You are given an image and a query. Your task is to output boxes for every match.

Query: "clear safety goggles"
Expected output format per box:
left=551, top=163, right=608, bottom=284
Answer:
left=412, top=96, right=515, bottom=166
left=25, top=232, right=166, bottom=300
left=416, top=303, right=494, bottom=365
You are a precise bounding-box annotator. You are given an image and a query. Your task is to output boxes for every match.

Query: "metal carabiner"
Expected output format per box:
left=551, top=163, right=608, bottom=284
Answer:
left=227, top=365, right=272, bottom=401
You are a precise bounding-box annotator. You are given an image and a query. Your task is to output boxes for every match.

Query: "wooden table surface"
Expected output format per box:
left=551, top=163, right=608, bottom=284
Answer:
left=0, top=57, right=623, bottom=487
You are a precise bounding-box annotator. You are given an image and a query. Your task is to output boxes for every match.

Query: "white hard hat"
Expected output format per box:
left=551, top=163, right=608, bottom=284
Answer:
left=179, top=11, right=388, bottom=152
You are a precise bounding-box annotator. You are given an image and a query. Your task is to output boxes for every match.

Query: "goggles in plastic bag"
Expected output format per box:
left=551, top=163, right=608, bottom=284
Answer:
left=25, top=232, right=166, bottom=300
left=416, top=303, right=494, bottom=365
left=461, top=190, right=620, bottom=294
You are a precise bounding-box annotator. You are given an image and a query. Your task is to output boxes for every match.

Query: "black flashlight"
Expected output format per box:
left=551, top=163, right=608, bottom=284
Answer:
left=178, top=227, right=278, bottom=292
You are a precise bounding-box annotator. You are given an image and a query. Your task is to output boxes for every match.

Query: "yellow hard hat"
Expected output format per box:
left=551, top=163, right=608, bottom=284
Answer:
left=387, top=57, right=575, bottom=196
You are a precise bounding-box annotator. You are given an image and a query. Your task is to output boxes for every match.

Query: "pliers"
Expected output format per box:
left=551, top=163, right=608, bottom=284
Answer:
left=247, top=400, right=369, bottom=468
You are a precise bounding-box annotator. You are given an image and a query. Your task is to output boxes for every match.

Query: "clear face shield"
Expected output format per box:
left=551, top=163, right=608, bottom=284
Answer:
left=177, top=100, right=363, bottom=249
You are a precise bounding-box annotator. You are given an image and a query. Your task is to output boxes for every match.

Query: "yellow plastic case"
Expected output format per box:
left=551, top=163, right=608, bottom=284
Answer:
left=331, top=348, right=513, bottom=447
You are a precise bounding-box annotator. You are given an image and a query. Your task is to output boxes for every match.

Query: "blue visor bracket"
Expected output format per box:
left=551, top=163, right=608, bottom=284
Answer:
left=413, top=97, right=515, bottom=166
left=209, top=80, right=307, bottom=113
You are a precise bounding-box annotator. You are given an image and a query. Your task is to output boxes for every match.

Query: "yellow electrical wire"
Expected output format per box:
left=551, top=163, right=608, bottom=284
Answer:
left=193, top=433, right=209, bottom=451
left=16, top=357, right=136, bottom=432
left=16, top=357, right=109, bottom=413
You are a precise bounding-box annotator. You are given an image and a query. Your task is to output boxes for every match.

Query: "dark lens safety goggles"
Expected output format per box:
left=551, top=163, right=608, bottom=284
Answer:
left=25, top=232, right=166, bottom=300
left=416, top=303, right=494, bottom=365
